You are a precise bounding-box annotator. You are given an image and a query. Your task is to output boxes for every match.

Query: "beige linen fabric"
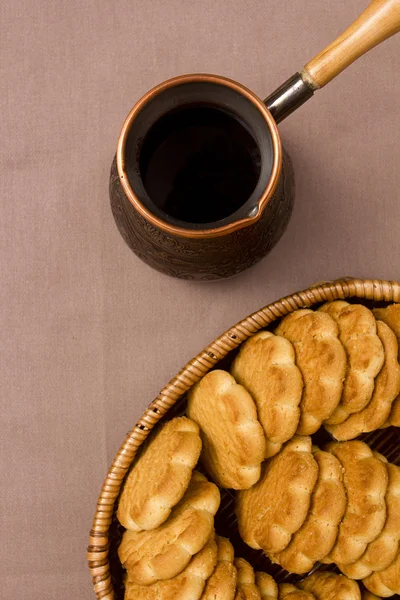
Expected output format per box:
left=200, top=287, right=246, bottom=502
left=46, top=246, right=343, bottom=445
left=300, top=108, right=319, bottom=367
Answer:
left=1, top=1, right=399, bottom=597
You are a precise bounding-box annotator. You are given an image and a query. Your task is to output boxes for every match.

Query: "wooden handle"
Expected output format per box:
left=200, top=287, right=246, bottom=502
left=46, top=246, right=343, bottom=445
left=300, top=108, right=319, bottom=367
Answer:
left=302, top=0, right=400, bottom=89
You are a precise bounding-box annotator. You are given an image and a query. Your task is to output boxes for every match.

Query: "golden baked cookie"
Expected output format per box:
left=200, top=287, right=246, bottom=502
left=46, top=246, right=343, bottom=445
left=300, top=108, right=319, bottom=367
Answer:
left=201, top=536, right=237, bottom=600
left=231, top=331, right=303, bottom=458
left=361, top=592, right=382, bottom=600
left=255, top=572, right=278, bottom=599
left=319, top=301, right=384, bottom=424
left=363, top=550, right=400, bottom=597
left=338, top=459, right=400, bottom=579
left=373, top=304, right=400, bottom=426
left=275, top=309, right=346, bottom=434
left=324, top=441, right=388, bottom=565
left=381, top=392, right=400, bottom=427
left=187, top=370, right=267, bottom=489
left=117, top=416, right=202, bottom=531
left=270, top=449, right=346, bottom=573
left=124, top=535, right=217, bottom=600
left=325, top=321, right=400, bottom=440
left=234, top=558, right=262, bottom=600
left=278, top=583, right=316, bottom=599
left=298, top=571, right=361, bottom=600
left=237, top=436, right=318, bottom=554
left=374, top=305, right=400, bottom=338
left=119, top=471, right=220, bottom=584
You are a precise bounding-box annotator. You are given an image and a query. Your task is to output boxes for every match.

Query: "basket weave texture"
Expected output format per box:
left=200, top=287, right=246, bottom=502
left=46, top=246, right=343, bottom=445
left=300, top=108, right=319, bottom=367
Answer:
left=87, top=278, right=400, bottom=600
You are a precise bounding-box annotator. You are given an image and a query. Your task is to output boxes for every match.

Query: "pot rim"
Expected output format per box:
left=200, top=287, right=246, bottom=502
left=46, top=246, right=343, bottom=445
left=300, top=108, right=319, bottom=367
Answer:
left=116, top=73, right=282, bottom=239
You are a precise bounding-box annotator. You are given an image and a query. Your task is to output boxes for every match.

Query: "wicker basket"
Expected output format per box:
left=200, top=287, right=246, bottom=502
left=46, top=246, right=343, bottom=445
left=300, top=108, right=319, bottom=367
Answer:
left=87, top=278, right=400, bottom=600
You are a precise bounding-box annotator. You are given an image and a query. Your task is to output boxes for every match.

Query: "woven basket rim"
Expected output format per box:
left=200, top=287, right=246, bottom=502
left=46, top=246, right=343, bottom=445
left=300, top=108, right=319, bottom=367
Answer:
left=87, top=277, right=400, bottom=600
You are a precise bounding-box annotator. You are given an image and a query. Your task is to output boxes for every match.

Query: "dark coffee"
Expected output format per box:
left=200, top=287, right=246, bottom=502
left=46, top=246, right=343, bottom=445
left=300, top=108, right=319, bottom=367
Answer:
left=139, top=105, right=261, bottom=224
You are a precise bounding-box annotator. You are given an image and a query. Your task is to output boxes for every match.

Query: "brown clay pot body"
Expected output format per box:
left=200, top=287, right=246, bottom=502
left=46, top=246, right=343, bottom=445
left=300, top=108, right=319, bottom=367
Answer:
left=110, top=150, right=294, bottom=280
left=109, top=74, right=295, bottom=280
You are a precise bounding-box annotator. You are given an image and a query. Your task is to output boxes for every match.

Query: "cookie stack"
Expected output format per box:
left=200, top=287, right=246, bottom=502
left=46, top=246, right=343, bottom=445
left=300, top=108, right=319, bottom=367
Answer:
left=115, top=414, right=268, bottom=599
left=237, top=436, right=344, bottom=574
left=233, top=302, right=400, bottom=443
left=212, top=567, right=375, bottom=599
left=236, top=437, right=400, bottom=590
left=115, top=302, right=400, bottom=599
left=117, top=416, right=222, bottom=599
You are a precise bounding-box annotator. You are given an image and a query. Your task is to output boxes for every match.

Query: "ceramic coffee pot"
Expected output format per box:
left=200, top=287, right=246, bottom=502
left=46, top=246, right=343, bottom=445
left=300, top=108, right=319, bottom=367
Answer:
left=110, top=0, right=400, bottom=280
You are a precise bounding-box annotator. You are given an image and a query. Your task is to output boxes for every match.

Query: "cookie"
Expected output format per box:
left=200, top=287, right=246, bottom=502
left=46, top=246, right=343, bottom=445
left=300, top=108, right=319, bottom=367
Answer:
left=231, top=331, right=303, bottom=458
left=374, top=305, right=400, bottom=339
left=325, top=321, right=400, bottom=440
left=361, top=592, right=382, bottom=600
left=270, top=449, right=346, bottom=573
left=275, top=309, right=346, bottom=434
left=319, top=301, right=384, bottom=424
left=373, top=304, right=400, bottom=426
left=187, top=370, right=267, bottom=489
left=298, top=571, right=361, bottom=600
left=124, top=535, right=217, bottom=600
left=338, top=460, right=400, bottom=579
left=255, top=572, right=278, bottom=600
left=119, top=471, right=220, bottom=584
left=237, top=436, right=318, bottom=554
left=381, top=394, right=400, bottom=427
left=234, top=558, right=262, bottom=600
left=201, top=536, right=237, bottom=600
left=324, top=441, right=388, bottom=565
left=117, top=416, right=202, bottom=531
left=363, top=550, right=400, bottom=597
left=279, top=584, right=316, bottom=599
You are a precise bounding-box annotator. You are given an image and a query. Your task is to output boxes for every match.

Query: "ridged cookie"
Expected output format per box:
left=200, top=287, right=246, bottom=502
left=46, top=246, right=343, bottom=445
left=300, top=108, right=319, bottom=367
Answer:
left=201, top=536, right=237, bottom=600
left=363, top=550, right=400, bottom=597
left=270, top=449, right=346, bottom=573
left=119, top=471, right=220, bottom=584
left=373, top=304, right=400, bottom=426
left=117, top=416, right=202, bottom=531
left=231, top=331, right=303, bottom=458
left=319, top=301, right=384, bottom=424
left=326, top=321, right=400, bottom=440
left=237, top=436, right=318, bottom=554
left=338, top=459, right=400, bottom=579
left=255, top=572, right=278, bottom=599
left=187, top=370, right=267, bottom=489
left=279, top=584, right=316, bottom=599
left=124, top=535, right=217, bottom=600
left=324, top=441, right=388, bottom=565
left=275, top=309, right=346, bottom=434
left=234, top=558, right=262, bottom=600
left=361, top=592, right=382, bottom=600
left=298, top=571, right=361, bottom=600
